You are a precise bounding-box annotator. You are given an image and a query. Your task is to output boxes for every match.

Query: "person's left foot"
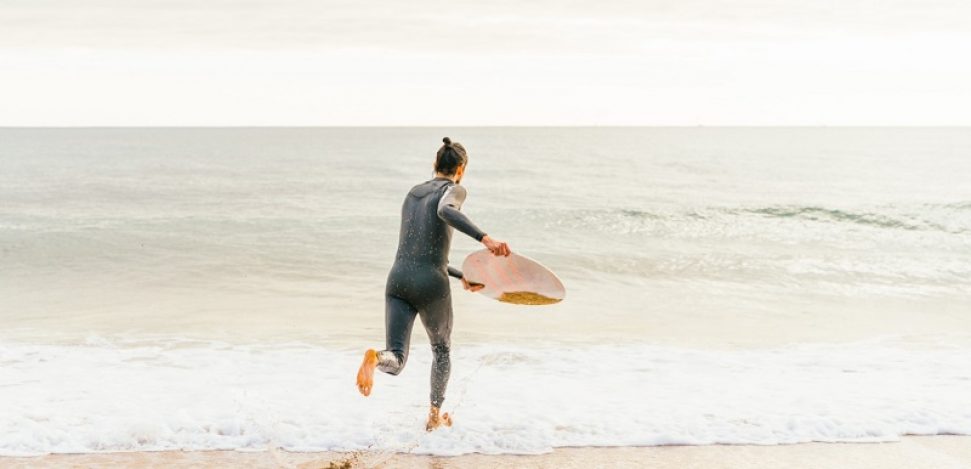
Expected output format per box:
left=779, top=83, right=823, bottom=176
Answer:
left=425, top=406, right=453, bottom=432
left=356, top=349, right=378, bottom=396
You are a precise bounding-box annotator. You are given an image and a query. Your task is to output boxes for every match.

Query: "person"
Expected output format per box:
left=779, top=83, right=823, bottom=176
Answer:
left=355, top=137, right=511, bottom=431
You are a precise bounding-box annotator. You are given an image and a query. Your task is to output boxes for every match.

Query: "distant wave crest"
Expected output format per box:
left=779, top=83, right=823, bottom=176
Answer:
left=539, top=203, right=970, bottom=236
left=741, top=204, right=967, bottom=233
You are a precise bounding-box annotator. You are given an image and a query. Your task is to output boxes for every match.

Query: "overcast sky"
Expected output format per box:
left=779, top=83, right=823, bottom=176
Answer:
left=1, top=0, right=969, bottom=125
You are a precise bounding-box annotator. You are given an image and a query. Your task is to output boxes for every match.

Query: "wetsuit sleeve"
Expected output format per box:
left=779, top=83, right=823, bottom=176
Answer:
left=447, top=266, right=464, bottom=279
left=436, top=184, right=487, bottom=242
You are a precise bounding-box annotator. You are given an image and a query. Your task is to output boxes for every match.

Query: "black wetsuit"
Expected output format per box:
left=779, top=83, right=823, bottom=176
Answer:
left=376, top=176, right=487, bottom=408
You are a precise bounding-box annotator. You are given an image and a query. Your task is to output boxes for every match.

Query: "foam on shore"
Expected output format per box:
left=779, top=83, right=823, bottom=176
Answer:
left=1, top=336, right=970, bottom=456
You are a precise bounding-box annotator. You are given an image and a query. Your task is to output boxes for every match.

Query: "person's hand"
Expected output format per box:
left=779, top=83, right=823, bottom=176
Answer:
left=462, top=277, right=484, bottom=292
left=481, top=235, right=511, bottom=257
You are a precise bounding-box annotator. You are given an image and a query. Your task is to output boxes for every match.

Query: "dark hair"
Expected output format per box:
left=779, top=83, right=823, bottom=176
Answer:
left=435, top=137, right=468, bottom=176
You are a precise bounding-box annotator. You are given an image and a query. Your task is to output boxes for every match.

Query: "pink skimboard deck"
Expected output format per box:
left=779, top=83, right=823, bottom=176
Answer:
left=461, top=249, right=565, bottom=305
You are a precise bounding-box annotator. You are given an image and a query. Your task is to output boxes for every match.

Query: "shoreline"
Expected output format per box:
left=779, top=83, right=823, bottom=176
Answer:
left=2, top=436, right=970, bottom=468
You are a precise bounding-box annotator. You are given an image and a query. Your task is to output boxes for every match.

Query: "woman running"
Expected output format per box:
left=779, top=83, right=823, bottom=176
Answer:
left=355, top=137, right=511, bottom=431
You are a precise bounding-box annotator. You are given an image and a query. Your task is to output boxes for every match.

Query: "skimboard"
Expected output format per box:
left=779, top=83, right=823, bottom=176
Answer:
left=460, top=249, right=565, bottom=305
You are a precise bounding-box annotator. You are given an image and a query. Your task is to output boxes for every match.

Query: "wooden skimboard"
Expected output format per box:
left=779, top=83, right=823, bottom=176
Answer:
left=461, top=249, right=565, bottom=305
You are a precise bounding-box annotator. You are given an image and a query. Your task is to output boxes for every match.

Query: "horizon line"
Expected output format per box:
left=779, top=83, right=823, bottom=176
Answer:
left=3, top=125, right=970, bottom=129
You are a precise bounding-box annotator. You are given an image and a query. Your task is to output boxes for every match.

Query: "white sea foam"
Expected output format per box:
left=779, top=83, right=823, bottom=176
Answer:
left=1, top=337, right=969, bottom=456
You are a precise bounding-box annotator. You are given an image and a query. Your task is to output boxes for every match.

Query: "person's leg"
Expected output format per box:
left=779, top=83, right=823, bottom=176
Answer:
left=356, top=294, right=417, bottom=396
left=418, top=293, right=454, bottom=430
left=378, top=294, right=418, bottom=375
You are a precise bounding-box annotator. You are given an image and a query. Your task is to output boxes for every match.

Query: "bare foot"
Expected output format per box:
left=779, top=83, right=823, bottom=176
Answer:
left=356, top=349, right=378, bottom=396
left=425, top=407, right=453, bottom=432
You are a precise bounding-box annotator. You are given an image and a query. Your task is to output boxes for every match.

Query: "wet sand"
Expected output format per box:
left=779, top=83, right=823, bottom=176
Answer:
left=2, top=436, right=969, bottom=469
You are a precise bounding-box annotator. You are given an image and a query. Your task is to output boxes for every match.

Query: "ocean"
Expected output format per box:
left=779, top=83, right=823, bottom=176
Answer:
left=1, top=127, right=969, bottom=456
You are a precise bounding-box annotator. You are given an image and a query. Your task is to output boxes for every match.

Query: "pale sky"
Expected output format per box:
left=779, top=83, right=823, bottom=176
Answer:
left=1, top=0, right=969, bottom=126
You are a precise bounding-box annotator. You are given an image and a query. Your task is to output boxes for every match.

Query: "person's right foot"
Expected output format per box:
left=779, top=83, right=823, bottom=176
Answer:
left=425, top=407, right=453, bottom=432
left=356, top=349, right=378, bottom=396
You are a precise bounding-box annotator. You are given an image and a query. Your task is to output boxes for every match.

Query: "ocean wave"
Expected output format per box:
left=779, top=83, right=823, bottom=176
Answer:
left=1, top=338, right=969, bottom=456
left=937, top=201, right=971, bottom=210
left=526, top=203, right=970, bottom=237
left=740, top=206, right=965, bottom=233
left=745, top=206, right=922, bottom=230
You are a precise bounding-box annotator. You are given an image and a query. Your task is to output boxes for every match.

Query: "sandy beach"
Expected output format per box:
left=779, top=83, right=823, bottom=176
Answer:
left=1, top=436, right=969, bottom=469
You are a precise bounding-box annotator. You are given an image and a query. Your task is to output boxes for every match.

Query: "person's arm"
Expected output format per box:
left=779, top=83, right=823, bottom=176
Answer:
left=436, top=184, right=487, bottom=241
left=437, top=184, right=512, bottom=257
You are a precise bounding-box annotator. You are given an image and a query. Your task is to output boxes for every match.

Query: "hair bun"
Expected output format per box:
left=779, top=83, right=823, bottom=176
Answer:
left=442, top=137, right=452, bottom=145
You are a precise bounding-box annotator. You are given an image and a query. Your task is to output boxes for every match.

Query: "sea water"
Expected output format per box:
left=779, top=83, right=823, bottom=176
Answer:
left=1, top=127, right=970, bottom=455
